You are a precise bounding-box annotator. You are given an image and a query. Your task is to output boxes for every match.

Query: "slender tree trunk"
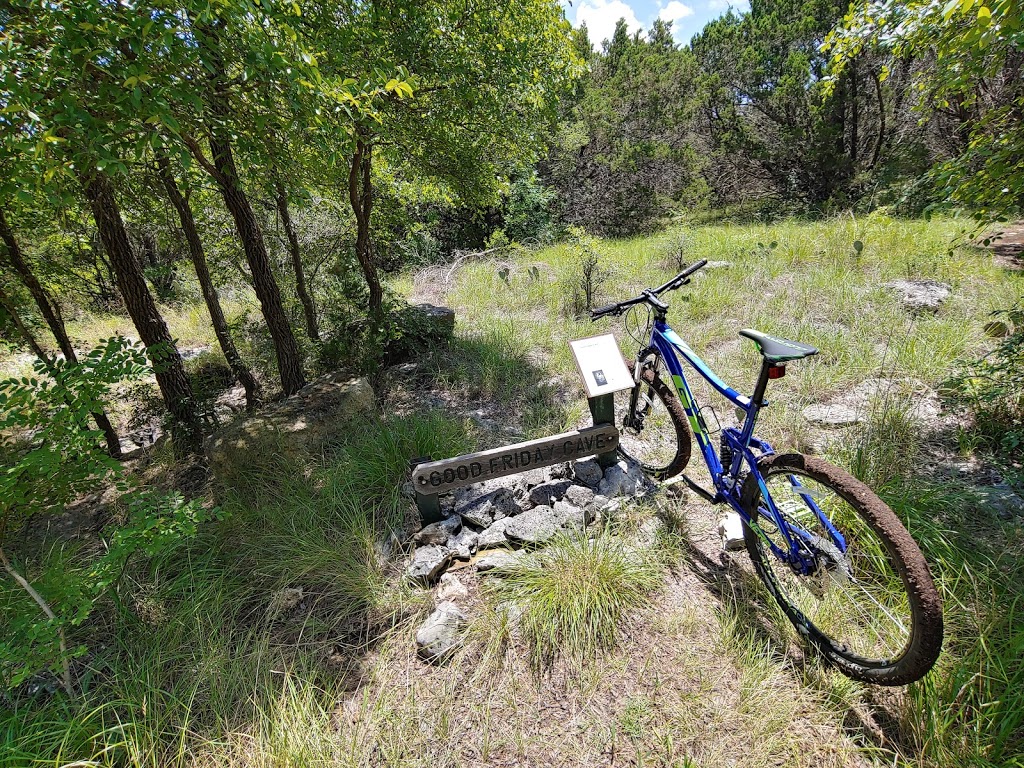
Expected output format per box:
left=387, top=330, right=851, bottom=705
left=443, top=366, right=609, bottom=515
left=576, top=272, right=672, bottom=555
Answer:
left=192, top=17, right=305, bottom=396
left=849, top=60, right=859, bottom=166
left=0, top=549, right=74, bottom=696
left=348, top=136, right=383, bottom=318
left=157, top=156, right=261, bottom=409
left=207, top=137, right=306, bottom=395
left=0, top=283, right=50, bottom=361
left=80, top=168, right=201, bottom=455
left=869, top=70, right=886, bottom=171
left=0, top=208, right=122, bottom=456
left=275, top=181, right=319, bottom=341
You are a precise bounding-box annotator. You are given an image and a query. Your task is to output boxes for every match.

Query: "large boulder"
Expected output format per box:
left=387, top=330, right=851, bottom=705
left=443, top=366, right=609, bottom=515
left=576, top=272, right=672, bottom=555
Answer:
left=206, top=373, right=375, bottom=478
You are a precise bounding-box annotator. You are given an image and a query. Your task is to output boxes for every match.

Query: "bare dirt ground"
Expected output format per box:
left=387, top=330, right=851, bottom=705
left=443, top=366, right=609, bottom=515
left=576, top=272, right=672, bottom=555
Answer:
left=988, top=222, right=1024, bottom=270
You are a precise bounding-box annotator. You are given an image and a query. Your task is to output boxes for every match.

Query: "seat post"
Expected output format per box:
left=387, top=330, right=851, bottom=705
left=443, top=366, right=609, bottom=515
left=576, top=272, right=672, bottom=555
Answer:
left=751, top=359, right=773, bottom=407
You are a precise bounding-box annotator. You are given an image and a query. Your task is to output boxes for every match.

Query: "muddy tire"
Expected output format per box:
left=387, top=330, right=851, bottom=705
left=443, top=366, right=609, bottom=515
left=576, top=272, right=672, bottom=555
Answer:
left=741, top=453, right=943, bottom=685
left=614, top=361, right=691, bottom=480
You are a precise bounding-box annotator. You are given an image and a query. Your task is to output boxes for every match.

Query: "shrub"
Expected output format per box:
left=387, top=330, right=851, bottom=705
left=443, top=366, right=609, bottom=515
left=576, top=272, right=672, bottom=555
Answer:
left=944, top=302, right=1024, bottom=463
left=0, top=338, right=216, bottom=695
left=560, top=227, right=607, bottom=319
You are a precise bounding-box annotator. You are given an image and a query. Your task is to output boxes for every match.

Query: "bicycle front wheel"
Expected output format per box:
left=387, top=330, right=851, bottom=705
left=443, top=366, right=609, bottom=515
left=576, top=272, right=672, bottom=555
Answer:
left=741, top=453, right=943, bottom=685
left=614, top=361, right=691, bottom=480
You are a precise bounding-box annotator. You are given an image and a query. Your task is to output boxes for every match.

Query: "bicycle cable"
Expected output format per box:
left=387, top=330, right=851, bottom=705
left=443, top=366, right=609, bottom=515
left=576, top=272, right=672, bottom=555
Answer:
left=625, top=304, right=653, bottom=348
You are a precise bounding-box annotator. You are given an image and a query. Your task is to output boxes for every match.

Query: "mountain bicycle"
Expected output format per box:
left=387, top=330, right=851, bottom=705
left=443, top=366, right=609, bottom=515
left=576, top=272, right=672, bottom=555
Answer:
left=590, top=260, right=943, bottom=685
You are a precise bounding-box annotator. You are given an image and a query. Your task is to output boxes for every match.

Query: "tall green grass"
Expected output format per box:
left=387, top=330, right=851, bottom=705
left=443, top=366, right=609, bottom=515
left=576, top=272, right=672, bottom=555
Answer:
left=1, top=411, right=471, bottom=767
left=485, top=530, right=664, bottom=671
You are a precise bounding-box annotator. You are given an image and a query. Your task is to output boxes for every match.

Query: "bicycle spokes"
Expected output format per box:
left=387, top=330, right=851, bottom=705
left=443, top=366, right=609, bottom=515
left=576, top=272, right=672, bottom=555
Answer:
left=759, top=472, right=913, bottom=661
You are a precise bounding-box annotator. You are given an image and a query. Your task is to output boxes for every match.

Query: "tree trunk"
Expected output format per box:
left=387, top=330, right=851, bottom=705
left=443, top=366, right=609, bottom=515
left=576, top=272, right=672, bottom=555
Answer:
left=0, top=208, right=122, bottom=456
left=348, top=136, right=383, bottom=318
left=869, top=70, right=886, bottom=171
left=275, top=181, right=319, bottom=341
left=849, top=60, right=859, bottom=166
left=192, top=17, right=305, bottom=396
left=157, top=156, right=261, bottom=409
left=0, top=283, right=50, bottom=361
left=207, top=137, right=306, bottom=395
left=80, top=168, right=202, bottom=455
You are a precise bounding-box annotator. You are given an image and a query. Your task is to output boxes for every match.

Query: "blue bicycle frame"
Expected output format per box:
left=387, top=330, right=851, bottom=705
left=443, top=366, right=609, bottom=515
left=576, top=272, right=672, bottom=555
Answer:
left=645, top=319, right=847, bottom=574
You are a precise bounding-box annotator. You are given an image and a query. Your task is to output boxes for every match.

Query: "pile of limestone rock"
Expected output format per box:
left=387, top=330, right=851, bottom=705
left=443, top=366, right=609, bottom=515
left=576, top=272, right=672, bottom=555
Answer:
left=404, top=456, right=657, bottom=663
left=404, top=456, right=654, bottom=586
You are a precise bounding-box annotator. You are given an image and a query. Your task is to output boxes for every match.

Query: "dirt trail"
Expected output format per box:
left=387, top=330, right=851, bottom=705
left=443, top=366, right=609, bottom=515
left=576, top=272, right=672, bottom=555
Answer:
left=988, top=222, right=1024, bottom=270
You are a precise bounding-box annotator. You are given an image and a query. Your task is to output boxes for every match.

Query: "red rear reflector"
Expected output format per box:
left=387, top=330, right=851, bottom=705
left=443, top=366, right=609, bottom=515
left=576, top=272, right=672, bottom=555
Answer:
left=768, top=365, right=786, bottom=379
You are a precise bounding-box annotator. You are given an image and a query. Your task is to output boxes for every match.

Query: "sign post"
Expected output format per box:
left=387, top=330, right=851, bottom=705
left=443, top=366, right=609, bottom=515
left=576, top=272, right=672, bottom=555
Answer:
left=409, top=334, right=635, bottom=523
left=569, top=333, right=634, bottom=468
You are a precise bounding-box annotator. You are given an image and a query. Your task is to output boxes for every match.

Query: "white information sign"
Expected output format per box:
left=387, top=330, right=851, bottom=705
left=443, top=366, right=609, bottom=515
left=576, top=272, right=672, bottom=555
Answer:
left=569, top=333, right=634, bottom=398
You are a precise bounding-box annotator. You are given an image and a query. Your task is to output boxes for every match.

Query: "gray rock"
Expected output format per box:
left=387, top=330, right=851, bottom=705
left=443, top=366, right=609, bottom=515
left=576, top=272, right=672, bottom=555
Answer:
left=448, top=528, right=479, bottom=560
left=401, top=481, right=416, bottom=500
left=973, top=486, right=1024, bottom=520
left=885, top=279, right=951, bottom=312
left=414, top=515, right=462, bottom=546
left=572, top=459, right=604, bottom=488
left=436, top=572, right=468, bottom=602
left=179, top=345, right=212, bottom=361
left=505, top=505, right=577, bottom=545
left=803, top=378, right=942, bottom=427
left=477, top=517, right=513, bottom=548
left=476, top=550, right=524, bottom=573
left=547, top=462, right=571, bottom=480
left=410, top=304, right=456, bottom=341
left=802, top=402, right=863, bottom=426
left=206, top=373, right=375, bottom=479
left=457, top=486, right=519, bottom=528
left=598, top=459, right=650, bottom=498
left=406, top=545, right=452, bottom=585
left=554, top=500, right=588, bottom=527
left=529, top=480, right=573, bottom=506
left=565, top=483, right=596, bottom=508
left=512, top=467, right=550, bottom=492
left=416, top=601, right=466, bottom=662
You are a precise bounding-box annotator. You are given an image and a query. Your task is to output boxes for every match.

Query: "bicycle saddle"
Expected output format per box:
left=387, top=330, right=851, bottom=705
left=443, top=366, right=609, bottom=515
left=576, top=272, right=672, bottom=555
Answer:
left=739, top=329, right=818, bottom=363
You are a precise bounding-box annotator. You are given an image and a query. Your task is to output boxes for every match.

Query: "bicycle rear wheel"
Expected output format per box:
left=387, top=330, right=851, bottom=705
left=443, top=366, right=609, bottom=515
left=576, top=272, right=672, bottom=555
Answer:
left=614, top=361, right=691, bottom=480
left=741, top=453, right=943, bottom=685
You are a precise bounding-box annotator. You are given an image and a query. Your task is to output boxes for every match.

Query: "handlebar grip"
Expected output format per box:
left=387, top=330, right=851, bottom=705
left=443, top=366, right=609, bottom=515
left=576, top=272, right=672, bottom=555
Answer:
left=590, top=304, right=620, bottom=320
left=679, top=259, right=708, bottom=280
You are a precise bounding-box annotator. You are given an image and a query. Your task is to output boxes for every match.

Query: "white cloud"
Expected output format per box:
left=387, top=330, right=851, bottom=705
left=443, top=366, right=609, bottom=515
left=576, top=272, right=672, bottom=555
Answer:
left=658, top=1, right=694, bottom=23
left=575, top=0, right=642, bottom=47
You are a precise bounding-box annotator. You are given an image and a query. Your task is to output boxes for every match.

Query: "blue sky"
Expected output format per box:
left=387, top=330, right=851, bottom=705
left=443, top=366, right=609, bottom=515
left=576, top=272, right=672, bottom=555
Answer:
left=561, top=0, right=750, bottom=48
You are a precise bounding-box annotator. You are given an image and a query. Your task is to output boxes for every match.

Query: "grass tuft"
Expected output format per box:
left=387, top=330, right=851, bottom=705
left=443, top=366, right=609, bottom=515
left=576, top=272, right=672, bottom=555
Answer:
left=486, top=529, right=664, bottom=670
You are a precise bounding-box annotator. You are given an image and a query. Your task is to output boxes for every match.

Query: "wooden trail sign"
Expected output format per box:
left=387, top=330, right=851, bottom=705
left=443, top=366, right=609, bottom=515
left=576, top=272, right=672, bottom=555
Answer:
left=412, top=424, right=619, bottom=496
left=410, top=333, right=629, bottom=522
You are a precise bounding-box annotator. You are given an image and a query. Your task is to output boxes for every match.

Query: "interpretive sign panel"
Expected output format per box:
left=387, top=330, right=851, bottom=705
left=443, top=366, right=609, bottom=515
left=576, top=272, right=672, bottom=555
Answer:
left=411, top=424, right=619, bottom=496
left=569, top=333, right=633, bottom=398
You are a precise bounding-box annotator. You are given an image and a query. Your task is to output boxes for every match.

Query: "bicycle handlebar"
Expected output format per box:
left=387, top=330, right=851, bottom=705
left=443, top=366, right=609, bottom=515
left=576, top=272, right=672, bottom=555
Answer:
left=590, top=259, right=708, bottom=320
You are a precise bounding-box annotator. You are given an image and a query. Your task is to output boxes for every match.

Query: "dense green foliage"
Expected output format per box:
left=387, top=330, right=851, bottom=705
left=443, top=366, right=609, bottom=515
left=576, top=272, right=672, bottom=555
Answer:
left=826, top=0, right=1024, bottom=219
